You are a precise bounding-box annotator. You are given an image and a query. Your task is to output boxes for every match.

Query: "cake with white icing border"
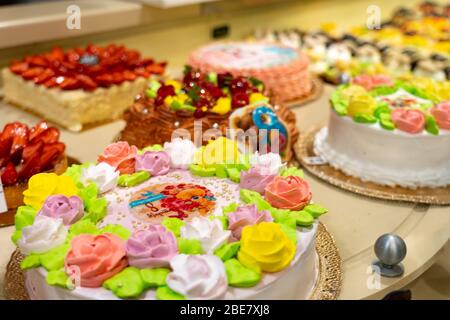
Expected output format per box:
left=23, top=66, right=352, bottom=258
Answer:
left=12, top=137, right=327, bottom=300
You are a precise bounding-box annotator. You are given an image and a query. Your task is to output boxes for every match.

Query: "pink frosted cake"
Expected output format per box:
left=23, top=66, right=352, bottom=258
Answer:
left=12, top=137, right=328, bottom=300
left=188, top=42, right=313, bottom=102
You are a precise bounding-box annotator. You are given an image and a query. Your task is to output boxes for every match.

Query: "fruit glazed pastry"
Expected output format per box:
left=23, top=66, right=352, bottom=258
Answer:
left=0, top=121, right=67, bottom=213
left=2, top=44, right=166, bottom=131
left=120, top=66, right=299, bottom=162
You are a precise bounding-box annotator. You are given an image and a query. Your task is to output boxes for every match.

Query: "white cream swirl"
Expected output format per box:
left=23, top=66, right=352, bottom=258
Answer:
left=163, top=138, right=197, bottom=169
left=249, top=152, right=285, bottom=175
left=17, top=215, right=68, bottom=254
left=166, top=254, right=228, bottom=299
left=180, top=217, right=230, bottom=254
left=81, top=162, right=119, bottom=193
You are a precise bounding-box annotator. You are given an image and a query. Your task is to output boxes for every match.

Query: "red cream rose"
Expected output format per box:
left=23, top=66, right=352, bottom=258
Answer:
left=431, top=101, right=450, bottom=130
left=391, top=109, right=425, bottom=134
left=65, top=233, right=128, bottom=288
left=264, top=176, right=312, bottom=211
left=98, top=141, right=138, bottom=174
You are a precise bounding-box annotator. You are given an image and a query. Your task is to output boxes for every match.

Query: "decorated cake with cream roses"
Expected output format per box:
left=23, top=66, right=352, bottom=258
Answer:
left=314, top=75, right=450, bottom=188
left=12, top=137, right=327, bottom=300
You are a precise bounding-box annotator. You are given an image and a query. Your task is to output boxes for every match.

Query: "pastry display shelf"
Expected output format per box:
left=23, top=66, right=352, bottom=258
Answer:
left=1, top=84, right=449, bottom=300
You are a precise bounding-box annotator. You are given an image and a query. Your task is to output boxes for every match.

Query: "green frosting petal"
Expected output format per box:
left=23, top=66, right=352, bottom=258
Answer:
left=162, top=217, right=185, bottom=237
left=101, top=224, right=132, bottom=240
left=81, top=198, right=107, bottom=224
left=156, top=286, right=186, bottom=300
left=222, top=202, right=239, bottom=215
left=278, top=223, right=298, bottom=244
left=14, top=206, right=37, bottom=231
left=145, top=80, right=161, bottom=99
left=140, top=268, right=170, bottom=288
left=63, top=162, right=94, bottom=188
left=281, top=166, right=304, bottom=178
left=189, top=164, right=216, bottom=177
left=353, top=113, right=377, bottom=124
left=425, top=114, right=439, bottom=135
left=224, top=259, right=261, bottom=288
left=331, top=88, right=348, bottom=116
left=46, top=269, right=70, bottom=288
left=209, top=214, right=228, bottom=230
left=118, top=171, right=151, bottom=187
left=40, top=244, right=70, bottom=271
left=206, top=72, right=217, bottom=85
left=214, top=164, right=228, bottom=178
left=304, top=204, right=328, bottom=218
left=226, top=167, right=241, bottom=183
left=69, top=220, right=100, bottom=238
left=290, top=210, right=315, bottom=227
left=178, top=238, right=203, bottom=254
left=103, top=267, right=145, bottom=299
left=379, top=113, right=396, bottom=130
left=20, top=254, right=41, bottom=270
left=11, top=230, right=22, bottom=245
left=240, top=189, right=271, bottom=210
left=139, top=144, right=164, bottom=154
left=214, top=242, right=240, bottom=261
left=374, top=104, right=391, bottom=119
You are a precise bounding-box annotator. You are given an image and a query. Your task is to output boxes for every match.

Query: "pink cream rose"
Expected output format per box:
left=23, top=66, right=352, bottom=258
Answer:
left=352, top=75, right=393, bottom=91
left=65, top=233, right=128, bottom=288
left=391, top=109, right=425, bottom=134
left=264, top=176, right=312, bottom=211
left=98, top=141, right=138, bottom=174
left=431, top=101, right=450, bottom=130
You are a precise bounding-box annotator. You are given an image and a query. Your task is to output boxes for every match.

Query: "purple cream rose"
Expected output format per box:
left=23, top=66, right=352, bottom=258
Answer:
left=228, top=204, right=273, bottom=241
left=135, top=151, right=170, bottom=176
left=38, top=195, right=84, bottom=225
left=239, top=165, right=276, bottom=194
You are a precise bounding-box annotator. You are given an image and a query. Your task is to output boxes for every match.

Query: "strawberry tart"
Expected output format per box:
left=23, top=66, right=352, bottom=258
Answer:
left=2, top=44, right=166, bottom=131
left=13, top=138, right=328, bottom=300
left=188, top=42, right=313, bottom=103
left=0, top=121, right=67, bottom=212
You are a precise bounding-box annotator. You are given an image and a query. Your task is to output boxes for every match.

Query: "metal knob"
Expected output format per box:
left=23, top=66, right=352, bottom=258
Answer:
left=372, top=233, right=407, bottom=277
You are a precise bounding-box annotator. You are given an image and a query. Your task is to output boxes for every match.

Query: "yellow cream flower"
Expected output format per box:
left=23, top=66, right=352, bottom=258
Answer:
left=211, top=97, right=231, bottom=115
left=238, top=222, right=295, bottom=273
left=164, top=79, right=182, bottom=92
left=194, top=137, right=240, bottom=167
left=347, top=93, right=376, bottom=117
left=249, top=93, right=269, bottom=105
left=23, top=173, right=78, bottom=210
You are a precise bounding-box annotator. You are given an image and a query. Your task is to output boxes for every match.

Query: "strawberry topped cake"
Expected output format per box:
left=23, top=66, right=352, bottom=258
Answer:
left=314, top=75, right=450, bottom=188
left=3, top=44, right=166, bottom=131
left=188, top=42, right=313, bottom=103
left=0, top=121, right=67, bottom=212
left=13, top=138, right=328, bottom=300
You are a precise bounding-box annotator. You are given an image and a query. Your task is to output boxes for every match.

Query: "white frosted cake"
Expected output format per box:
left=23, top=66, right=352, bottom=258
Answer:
left=12, top=137, right=327, bottom=300
left=314, top=75, right=450, bottom=188
left=3, top=45, right=166, bottom=131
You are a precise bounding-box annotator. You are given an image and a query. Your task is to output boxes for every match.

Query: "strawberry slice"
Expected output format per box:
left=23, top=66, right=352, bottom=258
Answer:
left=4, top=123, right=29, bottom=155
left=0, top=138, right=13, bottom=168
left=29, top=121, right=49, bottom=140
left=76, top=74, right=97, bottom=91
left=33, top=68, right=55, bottom=84
left=122, top=70, right=137, bottom=81
left=21, top=67, right=44, bottom=80
left=95, top=74, right=113, bottom=87
left=43, top=77, right=58, bottom=88
left=59, top=77, right=80, bottom=90
left=18, top=154, right=41, bottom=180
left=1, top=162, right=18, bottom=186
left=22, top=140, right=44, bottom=161
left=30, top=56, right=48, bottom=67
left=30, top=127, right=60, bottom=144
left=10, top=62, right=29, bottom=74
left=49, top=47, right=64, bottom=61
left=133, top=68, right=149, bottom=78
left=40, top=142, right=65, bottom=170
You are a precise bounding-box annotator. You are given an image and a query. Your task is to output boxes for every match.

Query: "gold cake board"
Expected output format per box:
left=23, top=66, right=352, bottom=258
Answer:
left=295, top=127, right=450, bottom=205
left=3, top=222, right=341, bottom=300
left=284, top=77, right=323, bottom=109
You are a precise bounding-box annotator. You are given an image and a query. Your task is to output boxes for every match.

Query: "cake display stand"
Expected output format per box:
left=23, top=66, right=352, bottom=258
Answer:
left=284, top=77, right=323, bottom=109
left=295, top=127, right=450, bottom=205
left=3, top=222, right=342, bottom=300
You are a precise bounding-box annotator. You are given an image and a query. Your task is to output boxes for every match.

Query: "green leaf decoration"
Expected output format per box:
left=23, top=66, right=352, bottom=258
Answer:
left=269, top=207, right=289, bottom=221
left=78, top=182, right=98, bottom=206
left=69, top=220, right=100, bottom=238
left=162, top=217, right=185, bottom=237
left=369, top=85, right=397, bottom=97
left=101, top=224, right=132, bottom=240
left=222, top=202, right=239, bottom=215
left=189, top=164, right=216, bottom=177
left=11, top=230, right=22, bottom=245
left=214, top=242, right=240, bottom=261
left=62, top=162, right=93, bottom=188
left=240, top=189, right=271, bottom=210
left=425, top=115, right=439, bottom=135
left=139, top=144, right=164, bottom=154
left=46, top=269, right=70, bottom=289
left=330, top=88, right=348, bottom=116
left=140, top=268, right=170, bottom=288
left=177, top=238, right=203, bottom=254
left=304, top=204, right=328, bottom=218
left=214, top=164, right=228, bottom=178
left=82, top=197, right=108, bottom=224
left=20, top=254, right=41, bottom=270
left=353, top=113, right=377, bottom=124
left=103, top=267, right=146, bottom=299
left=224, top=259, right=261, bottom=288
left=14, top=206, right=37, bottom=231
left=39, top=244, right=70, bottom=271
left=290, top=210, right=315, bottom=227
left=281, top=166, right=304, bottom=178
left=156, top=286, right=186, bottom=300
left=118, top=171, right=151, bottom=187
left=145, top=80, right=161, bottom=99
left=206, top=72, right=218, bottom=85
left=278, top=223, right=298, bottom=245
left=226, top=167, right=241, bottom=183
left=379, top=113, right=396, bottom=131
left=374, top=104, right=391, bottom=119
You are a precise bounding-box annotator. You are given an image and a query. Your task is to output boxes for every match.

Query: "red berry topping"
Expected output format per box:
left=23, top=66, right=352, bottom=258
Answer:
left=1, top=162, right=18, bottom=186
left=230, top=76, right=250, bottom=94
left=194, top=108, right=206, bottom=118
left=232, top=92, right=250, bottom=108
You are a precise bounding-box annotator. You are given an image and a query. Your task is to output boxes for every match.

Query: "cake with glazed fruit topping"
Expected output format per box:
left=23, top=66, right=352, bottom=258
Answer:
left=2, top=44, right=166, bottom=131
left=13, top=137, right=327, bottom=300
left=121, top=66, right=299, bottom=161
left=188, top=42, right=313, bottom=103
left=314, top=75, right=450, bottom=188
left=0, top=121, right=67, bottom=212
